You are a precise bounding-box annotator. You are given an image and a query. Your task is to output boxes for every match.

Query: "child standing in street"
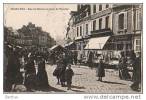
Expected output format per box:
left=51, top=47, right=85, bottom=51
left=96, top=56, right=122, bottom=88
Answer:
left=65, top=64, right=74, bottom=90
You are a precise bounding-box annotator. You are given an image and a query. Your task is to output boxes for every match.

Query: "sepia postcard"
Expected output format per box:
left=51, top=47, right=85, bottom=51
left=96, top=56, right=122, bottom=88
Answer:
left=3, top=3, right=143, bottom=95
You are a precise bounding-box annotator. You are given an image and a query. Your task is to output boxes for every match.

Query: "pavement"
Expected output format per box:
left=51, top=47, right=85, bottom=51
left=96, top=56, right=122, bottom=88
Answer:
left=44, top=64, right=141, bottom=94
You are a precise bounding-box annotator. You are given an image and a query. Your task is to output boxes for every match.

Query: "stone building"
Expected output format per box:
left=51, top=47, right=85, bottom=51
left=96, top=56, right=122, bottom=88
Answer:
left=112, top=4, right=142, bottom=55
left=5, top=22, right=56, bottom=53
left=66, top=4, right=142, bottom=62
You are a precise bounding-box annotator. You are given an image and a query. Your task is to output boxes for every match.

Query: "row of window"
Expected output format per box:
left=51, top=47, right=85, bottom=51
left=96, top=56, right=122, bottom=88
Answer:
left=77, top=24, right=89, bottom=37
left=76, top=12, right=141, bottom=37
left=93, top=16, right=109, bottom=31
left=93, top=4, right=109, bottom=13
left=76, top=16, right=110, bottom=37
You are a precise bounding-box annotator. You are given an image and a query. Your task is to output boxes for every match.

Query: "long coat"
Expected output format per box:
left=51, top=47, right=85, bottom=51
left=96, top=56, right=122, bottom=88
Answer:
left=59, top=57, right=67, bottom=82
left=118, top=57, right=131, bottom=80
left=24, top=58, right=36, bottom=90
left=36, top=59, right=49, bottom=88
left=5, top=52, right=21, bottom=91
left=88, top=52, right=94, bottom=68
left=65, top=68, right=74, bottom=84
left=132, top=57, right=141, bottom=82
left=96, top=61, right=105, bottom=77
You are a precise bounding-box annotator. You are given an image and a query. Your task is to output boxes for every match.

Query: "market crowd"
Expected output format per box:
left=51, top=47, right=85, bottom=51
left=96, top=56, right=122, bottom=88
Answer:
left=4, top=43, right=142, bottom=92
left=4, top=44, right=49, bottom=92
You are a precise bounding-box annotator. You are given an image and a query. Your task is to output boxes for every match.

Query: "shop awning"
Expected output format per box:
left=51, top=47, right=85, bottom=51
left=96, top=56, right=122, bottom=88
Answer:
left=64, top=42, right=74, bottom=47
left=84, top=36, right=110, bottom=50
left=50, top=45, right=64, bottom=51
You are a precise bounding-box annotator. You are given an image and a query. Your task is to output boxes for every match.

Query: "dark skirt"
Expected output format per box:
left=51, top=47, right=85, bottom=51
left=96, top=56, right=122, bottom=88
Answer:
left=24, top=73, right=37, bottom=90
left=60, top=70, right=66, bottom=82
left=36, top=70, right=49, bottom=88
left=96, top=67, right=105, bottom=77
left=119, top=68, right=131, bottom=80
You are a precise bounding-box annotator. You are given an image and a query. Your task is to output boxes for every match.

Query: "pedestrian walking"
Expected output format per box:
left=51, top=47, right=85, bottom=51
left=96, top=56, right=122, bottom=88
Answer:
left=60, top=53, right=67, bottom=87
left=65, top=64, right=74, bottom=90
left=73, top=51, right=78, bottom=65
left=118, top=52, right=131, bottom=80
left=77, top=51, right=82, bottom=67
left=130, top=52, right=141, bottom=91
left=36, top=56, right=49, bottom=90
left=88, top=51, right=94, bottom=69
left=96, top=59, right=105, bottom=82
left=53, top=57, right=62, bottom=85
left=24, top=54, right=37, bottom=91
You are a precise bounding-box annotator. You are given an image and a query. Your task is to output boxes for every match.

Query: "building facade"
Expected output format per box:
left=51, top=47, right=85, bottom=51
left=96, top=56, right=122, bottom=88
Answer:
left=66, top=4, right=142, bottom=61
left=112, top=4, right=142, bottom=54
left=5, top=22, right=56, bottom=53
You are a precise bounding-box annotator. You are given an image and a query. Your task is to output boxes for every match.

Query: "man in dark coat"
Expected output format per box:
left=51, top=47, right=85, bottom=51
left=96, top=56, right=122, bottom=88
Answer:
left=73, top=51, right=78, bottom=65
left=65, top=64, right=74, bottom=90
left=60, top=53, right=67, bottom=87
left=96, top=59, right=105, bottom=81
left=88, top=51, right=94, bottom=69
left=53, top=57, right=63, bottom=85
left=118, top=52, right=131, bottom=80
left=130, top=52, right=141, bottom=91
left=4, top=47, right=21, bottom=92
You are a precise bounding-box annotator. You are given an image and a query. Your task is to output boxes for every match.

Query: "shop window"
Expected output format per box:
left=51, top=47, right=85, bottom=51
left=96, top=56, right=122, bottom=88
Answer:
left=105, top=16, right=109, bottom=29
left=118, top=14, right=124, bottom=30
left=136, top=39, right=141, bottom=45
left=135, top=39, right=141, bottom=51
left=126, top=44, right=132, bottom=50
left=117, top=44, right=123, bottom=50
left=99, top=18, right=102, bottom=30
left=136, top=46, right=141, bottom=51
left=93, top=20, right=96, bottom=31
left=93, top=5, right=96, bottom=13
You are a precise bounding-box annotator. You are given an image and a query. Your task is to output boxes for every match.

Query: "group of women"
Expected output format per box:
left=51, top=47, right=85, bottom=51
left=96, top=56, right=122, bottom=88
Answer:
left=4, top=44, right=49, bottom=92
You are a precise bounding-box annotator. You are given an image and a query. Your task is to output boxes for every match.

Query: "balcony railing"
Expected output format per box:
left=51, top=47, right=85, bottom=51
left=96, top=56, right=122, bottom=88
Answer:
left=91, top=28, right=113, bottom=37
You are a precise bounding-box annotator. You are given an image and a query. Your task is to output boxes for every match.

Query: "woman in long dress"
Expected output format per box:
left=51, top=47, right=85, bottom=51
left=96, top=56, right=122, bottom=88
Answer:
left=96, top=59, right=105, bottom=82
left=36, top=57, right=49, bottom=90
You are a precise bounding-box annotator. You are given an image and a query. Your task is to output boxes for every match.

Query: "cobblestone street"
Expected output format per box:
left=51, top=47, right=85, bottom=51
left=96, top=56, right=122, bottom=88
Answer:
left=45, top=64, right=140, bottom=93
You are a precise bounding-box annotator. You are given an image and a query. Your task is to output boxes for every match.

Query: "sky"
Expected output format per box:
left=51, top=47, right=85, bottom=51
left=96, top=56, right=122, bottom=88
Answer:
left=4, top=4, right=77, bottom=45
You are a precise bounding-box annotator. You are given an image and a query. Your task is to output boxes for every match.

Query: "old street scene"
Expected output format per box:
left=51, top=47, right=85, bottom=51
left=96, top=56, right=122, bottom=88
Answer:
left=4, top=4, right=142, bottom=93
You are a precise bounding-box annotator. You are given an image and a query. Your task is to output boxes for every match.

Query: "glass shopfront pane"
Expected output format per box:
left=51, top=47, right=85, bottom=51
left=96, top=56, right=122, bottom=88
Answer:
left=117, top=44, right=123, bottom=50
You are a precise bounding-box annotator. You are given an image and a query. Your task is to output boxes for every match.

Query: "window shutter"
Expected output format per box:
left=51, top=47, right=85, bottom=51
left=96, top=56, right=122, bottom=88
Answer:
left=124, top=12, right=127, bottom=29
left=115, top=13, right=118, bottom=32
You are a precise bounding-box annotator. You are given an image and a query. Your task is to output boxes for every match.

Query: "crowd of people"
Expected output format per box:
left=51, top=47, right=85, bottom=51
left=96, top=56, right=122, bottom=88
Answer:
left=52, top=52, right=74, bottom=90
left=4, top=43, right=142, bottom=92
left=4, top=44, right=49, bottom=92
left=95, top=51, right=141, bottom=91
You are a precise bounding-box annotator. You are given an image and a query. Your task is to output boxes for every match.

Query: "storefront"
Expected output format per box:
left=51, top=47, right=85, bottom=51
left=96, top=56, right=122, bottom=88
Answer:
left=82, top=34, right=134, bottom=65
left=104, top=34, right=133, bottom=56
left=134, top=34, right=141, bottom=53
